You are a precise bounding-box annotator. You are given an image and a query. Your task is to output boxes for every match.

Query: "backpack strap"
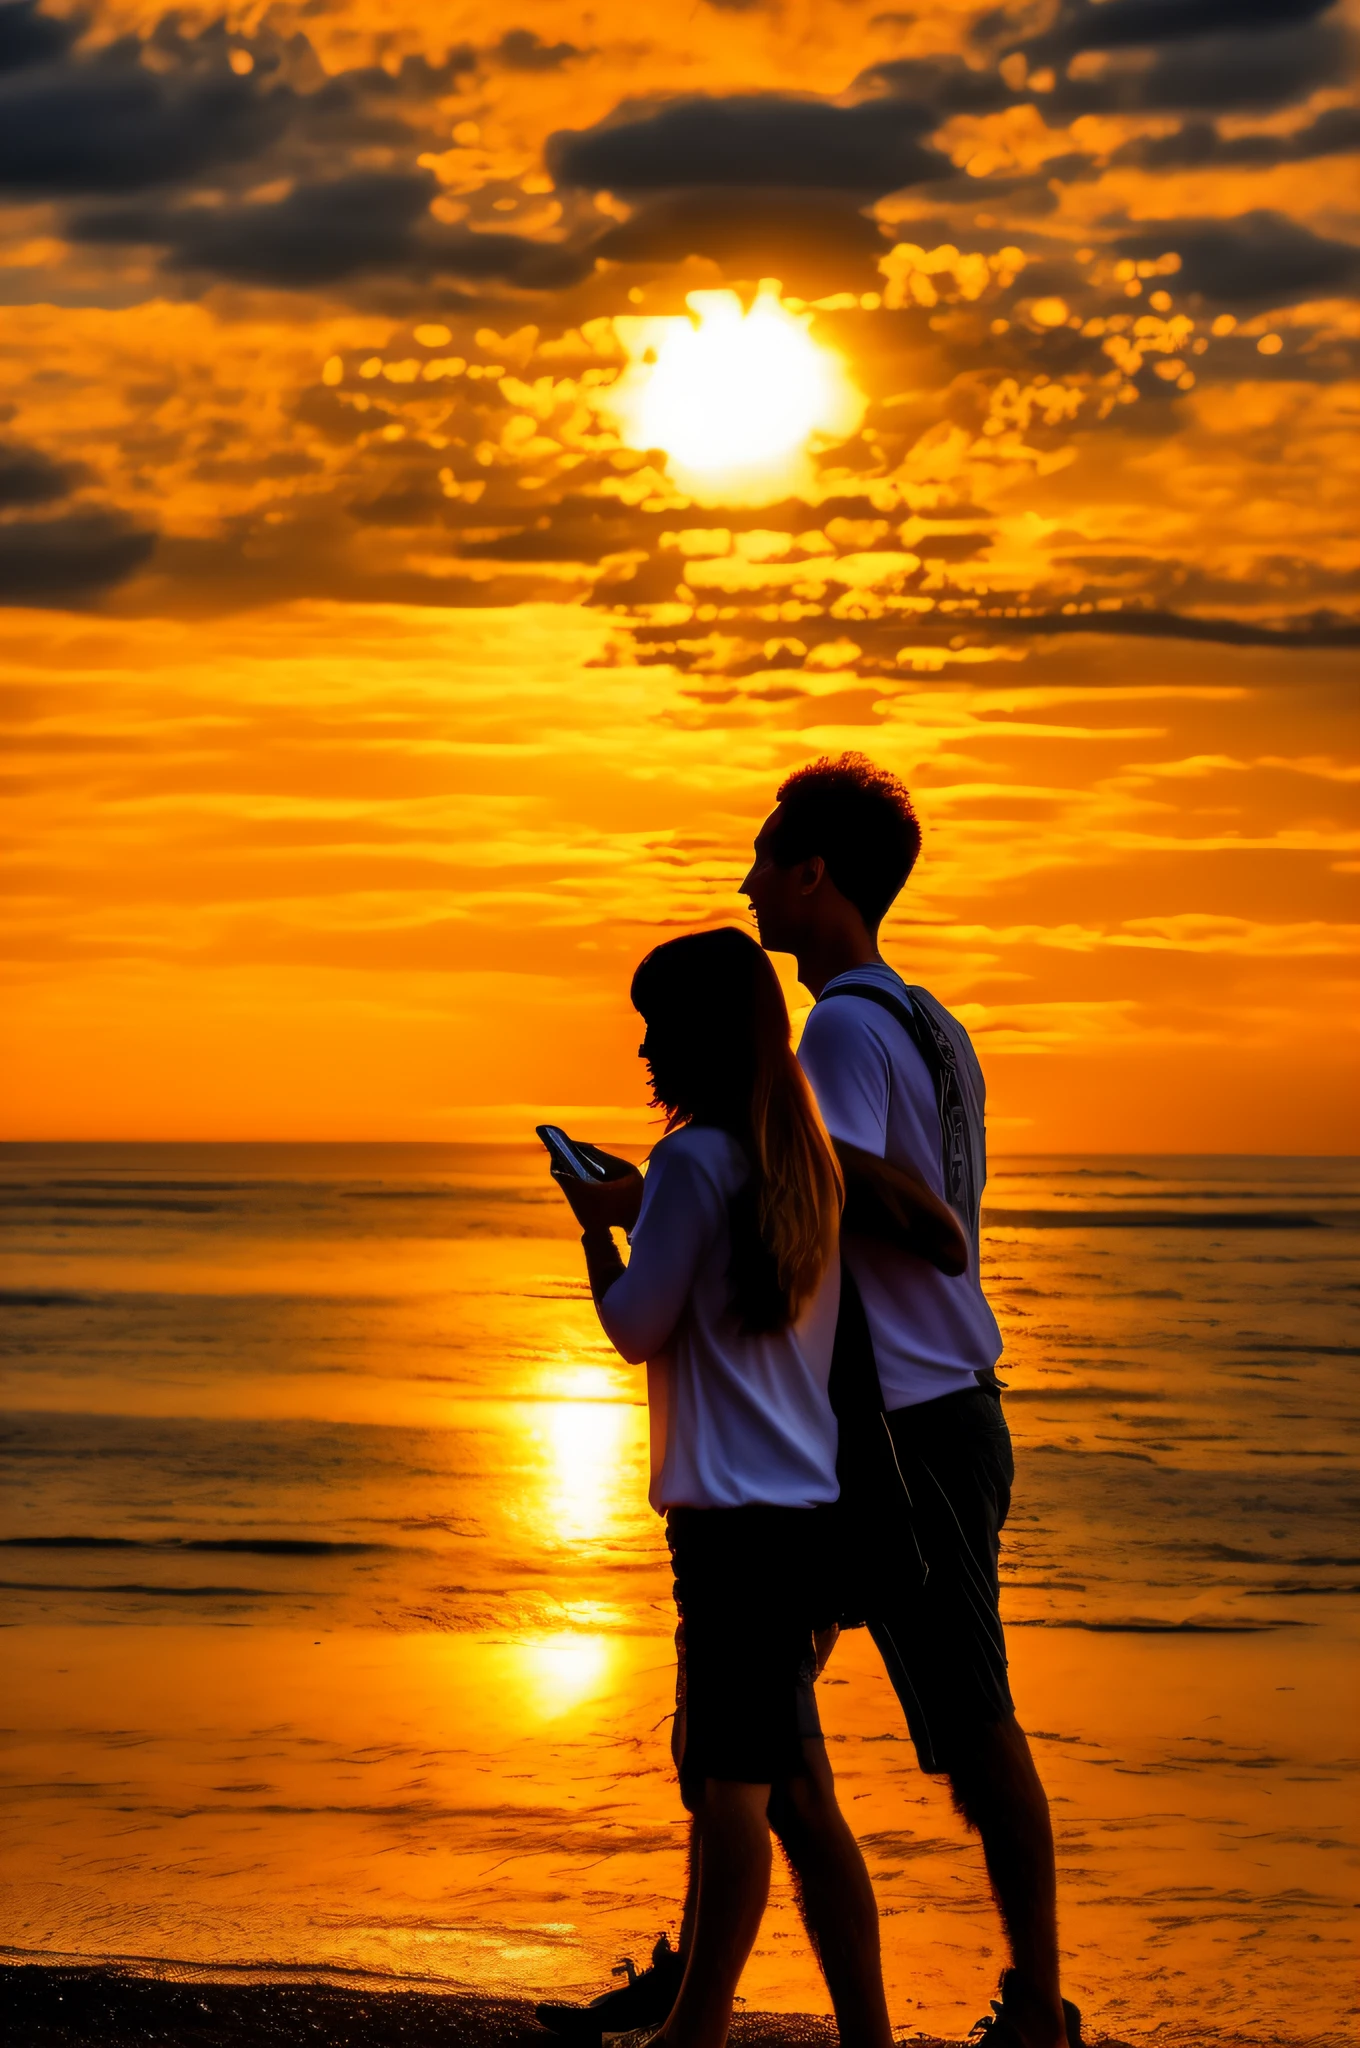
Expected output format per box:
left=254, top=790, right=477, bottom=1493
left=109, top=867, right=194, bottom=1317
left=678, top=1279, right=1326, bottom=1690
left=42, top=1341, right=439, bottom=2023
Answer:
left=817, top=979, right=976, bottom=1233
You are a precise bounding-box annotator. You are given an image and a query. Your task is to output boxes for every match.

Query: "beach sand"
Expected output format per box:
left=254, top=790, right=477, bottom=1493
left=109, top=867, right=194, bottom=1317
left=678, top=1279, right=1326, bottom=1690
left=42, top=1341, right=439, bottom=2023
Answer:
left=5, top=1964, right=1352, bottom=2048
left=2, top=1966, right=879, bottom=2048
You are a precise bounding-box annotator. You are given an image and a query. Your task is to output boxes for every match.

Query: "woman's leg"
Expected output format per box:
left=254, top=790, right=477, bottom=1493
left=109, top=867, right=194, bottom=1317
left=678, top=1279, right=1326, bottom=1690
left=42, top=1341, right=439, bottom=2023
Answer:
left=661, top=1779, right=771, bottom=2048
left=769, top=1738, right=894, bottom=2048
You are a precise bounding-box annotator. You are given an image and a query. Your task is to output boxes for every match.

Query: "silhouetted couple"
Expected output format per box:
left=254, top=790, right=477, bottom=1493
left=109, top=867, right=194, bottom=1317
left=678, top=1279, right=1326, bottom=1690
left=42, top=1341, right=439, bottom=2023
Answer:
left=545, top=757, right=1080, bottom=2048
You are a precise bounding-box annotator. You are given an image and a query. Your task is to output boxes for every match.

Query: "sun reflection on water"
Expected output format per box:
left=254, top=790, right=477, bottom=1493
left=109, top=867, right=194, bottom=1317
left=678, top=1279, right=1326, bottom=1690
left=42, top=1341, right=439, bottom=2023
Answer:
left=525, top=1357, right=636, bottom=1549
left=521, top=1632, right=613, bottom=1718
left=541, top=1399, right=631, bottom=1546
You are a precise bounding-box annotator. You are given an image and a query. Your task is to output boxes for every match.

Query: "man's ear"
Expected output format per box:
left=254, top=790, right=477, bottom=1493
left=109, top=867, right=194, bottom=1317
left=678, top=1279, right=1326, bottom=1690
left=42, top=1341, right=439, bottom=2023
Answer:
left=797, top=855, right=826, bottom=898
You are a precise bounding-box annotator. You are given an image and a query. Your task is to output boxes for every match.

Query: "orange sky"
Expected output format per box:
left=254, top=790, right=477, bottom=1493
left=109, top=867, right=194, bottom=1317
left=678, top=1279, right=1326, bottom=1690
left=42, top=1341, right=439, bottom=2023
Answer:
left=1, top=0, right=1357, bottom=1149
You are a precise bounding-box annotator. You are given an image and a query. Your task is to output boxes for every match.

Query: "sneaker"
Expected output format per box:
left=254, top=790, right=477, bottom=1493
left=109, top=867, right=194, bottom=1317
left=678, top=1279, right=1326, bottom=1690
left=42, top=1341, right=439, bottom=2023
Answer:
left=535, top=1934, right=684, bottom=2043
left=967, top=1970, right=1085, bottom=2048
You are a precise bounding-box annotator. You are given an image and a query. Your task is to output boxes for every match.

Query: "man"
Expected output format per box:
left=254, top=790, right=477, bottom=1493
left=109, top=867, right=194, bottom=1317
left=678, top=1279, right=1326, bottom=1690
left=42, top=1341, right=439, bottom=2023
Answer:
left=539, top=754, right=1078, bottom=2048
left=743, top=753, right=1076, bottom=2048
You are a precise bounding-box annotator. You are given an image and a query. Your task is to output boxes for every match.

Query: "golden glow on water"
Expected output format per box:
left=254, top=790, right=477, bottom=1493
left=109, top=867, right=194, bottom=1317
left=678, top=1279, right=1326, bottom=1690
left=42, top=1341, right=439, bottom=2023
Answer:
left=537, top=1399, right=633, bottom=1547
left=521, top=1633, right=616, bottom=1718
left=604, top=283, right=864, bottom=503
left=2, top=1150, right=1357, bottom=2035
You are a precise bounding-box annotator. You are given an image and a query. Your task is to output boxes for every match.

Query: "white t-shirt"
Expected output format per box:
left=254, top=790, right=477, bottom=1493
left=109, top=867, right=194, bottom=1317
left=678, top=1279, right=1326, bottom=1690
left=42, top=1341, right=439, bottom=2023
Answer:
left=596, top=1124, right=841, bottom=1512
left=797, top=963, right=1002, bottom=1411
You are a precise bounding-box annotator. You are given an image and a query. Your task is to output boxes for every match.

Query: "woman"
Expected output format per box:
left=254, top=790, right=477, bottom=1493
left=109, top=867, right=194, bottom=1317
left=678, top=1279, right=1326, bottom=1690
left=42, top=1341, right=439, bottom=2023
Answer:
left=552, top=927, right=893, bottom=2048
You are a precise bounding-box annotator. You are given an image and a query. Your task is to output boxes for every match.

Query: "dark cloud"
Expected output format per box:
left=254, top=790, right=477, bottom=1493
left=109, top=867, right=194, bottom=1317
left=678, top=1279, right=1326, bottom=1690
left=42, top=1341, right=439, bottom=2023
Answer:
left=1115, top=211, right=1360, bottom=309
left=548, top=92, right=949, bottom=194
left=968, top=0, right=1353, bottom=119
left=0, top=0, right=79, bottom=72
left=1033, top=19, right=1347, bottom=117
left=856, top=52, right=1015, bottom=116
left=315, top=49, right=476, bottom=101
left=0, top=54, right=291, bottom=195
left=0, top=440, right=80, bottom=506
left=0, top=510, right=154, bottom=603
left=977, top=606, right=1360, bottom=649
left=871, top=13, right=1347, bottom=133
left=73, top=170, right=591, bottom=291
left=0, top=20, right=481, bottom=201
left=78, top=171, right=437, bottom=286
left=595, top=188, right=885, bottom=279
left=1112, top=107, right=1360, bottom=173
left=1019, top=0, right=1337, bottom=58
left=494, top=28, right=585, bottom=71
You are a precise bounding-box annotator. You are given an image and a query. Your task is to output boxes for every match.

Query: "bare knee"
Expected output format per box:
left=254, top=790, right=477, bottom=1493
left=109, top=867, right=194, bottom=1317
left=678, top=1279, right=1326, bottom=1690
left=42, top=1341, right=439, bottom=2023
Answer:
left=698, top=1778, right=772, bottom=1833
left=769, top=1740, right=847, bottom=1848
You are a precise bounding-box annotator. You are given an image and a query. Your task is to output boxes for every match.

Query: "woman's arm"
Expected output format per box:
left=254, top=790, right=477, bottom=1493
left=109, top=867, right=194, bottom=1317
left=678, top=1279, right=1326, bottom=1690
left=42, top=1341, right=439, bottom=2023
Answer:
left=551, top=1166, right=640, bottom=1307
left=554, top=1142, right=719, bottom=1364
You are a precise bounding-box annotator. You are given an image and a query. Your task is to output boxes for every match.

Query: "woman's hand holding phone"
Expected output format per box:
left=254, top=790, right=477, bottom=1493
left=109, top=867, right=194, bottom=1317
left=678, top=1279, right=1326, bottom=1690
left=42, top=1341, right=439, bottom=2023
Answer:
left=551, top=1145, right=645, bottom=1236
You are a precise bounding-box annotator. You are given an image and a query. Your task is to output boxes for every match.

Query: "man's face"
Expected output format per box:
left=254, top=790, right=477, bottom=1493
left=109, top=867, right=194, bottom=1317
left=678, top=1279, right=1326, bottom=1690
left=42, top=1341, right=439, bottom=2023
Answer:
left=740, top=805, right=819, bottom=953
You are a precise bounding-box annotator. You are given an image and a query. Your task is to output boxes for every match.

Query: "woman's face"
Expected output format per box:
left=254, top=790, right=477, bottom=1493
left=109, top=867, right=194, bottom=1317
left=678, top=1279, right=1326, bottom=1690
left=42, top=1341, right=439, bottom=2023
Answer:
left=638, top=1021, right=687, bottom=1113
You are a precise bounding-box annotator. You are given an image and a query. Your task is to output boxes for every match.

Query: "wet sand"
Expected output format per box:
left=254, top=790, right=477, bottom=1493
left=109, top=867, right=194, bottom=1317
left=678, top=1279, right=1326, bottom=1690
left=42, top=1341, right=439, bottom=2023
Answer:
left=6, top=1964, right=1353, bottom=2048
left=1, top=1966, right=887, bottom=2048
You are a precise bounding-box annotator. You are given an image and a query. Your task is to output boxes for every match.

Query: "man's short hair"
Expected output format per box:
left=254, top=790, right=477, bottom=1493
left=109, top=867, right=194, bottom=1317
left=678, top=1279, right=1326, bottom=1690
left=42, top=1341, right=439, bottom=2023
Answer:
left=770, top=754, right=921, bottom=928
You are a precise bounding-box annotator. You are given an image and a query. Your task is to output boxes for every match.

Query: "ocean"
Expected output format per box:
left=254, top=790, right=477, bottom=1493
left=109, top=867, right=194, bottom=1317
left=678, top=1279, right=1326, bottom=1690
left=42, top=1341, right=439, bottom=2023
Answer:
left=1, top=1146, right=1356, bottom=2042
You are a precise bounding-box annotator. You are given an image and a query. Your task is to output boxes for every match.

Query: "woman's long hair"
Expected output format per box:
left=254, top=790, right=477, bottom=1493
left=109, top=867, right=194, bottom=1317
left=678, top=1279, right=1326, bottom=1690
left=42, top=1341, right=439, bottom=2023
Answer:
left=630, top=927, right=842, bottom=1332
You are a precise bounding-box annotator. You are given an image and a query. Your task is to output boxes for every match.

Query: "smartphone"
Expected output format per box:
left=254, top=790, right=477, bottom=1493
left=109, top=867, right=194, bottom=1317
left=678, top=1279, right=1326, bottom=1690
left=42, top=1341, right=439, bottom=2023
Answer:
left=536, top=1124, right=610, bottom=1181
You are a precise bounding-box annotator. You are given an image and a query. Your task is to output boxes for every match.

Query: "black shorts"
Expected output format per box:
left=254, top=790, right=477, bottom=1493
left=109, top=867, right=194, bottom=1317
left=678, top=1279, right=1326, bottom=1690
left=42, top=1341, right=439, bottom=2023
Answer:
left=666, top=1503, right=829, bottom=1797
left=836, top=1382, right=1015, bottom=1775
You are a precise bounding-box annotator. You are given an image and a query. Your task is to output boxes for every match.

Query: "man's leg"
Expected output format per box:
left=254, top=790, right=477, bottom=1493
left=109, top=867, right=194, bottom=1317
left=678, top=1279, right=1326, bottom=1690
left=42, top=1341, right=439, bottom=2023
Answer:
left=947, top=1716, right=1064, bottom=2048
left=660, top=1780, right=771, bottom=2048
left=768, top=1737, right=894, bottom=2048
left=865, top=1390, right=1072, bottom=2048
left=676, top=1817, right=700, bottom=1961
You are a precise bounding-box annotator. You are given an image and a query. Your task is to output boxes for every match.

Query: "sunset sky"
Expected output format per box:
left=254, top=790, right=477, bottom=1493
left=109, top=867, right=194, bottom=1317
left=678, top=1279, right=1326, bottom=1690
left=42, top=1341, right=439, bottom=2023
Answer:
left=2, top=0, right=1357, bottom=1150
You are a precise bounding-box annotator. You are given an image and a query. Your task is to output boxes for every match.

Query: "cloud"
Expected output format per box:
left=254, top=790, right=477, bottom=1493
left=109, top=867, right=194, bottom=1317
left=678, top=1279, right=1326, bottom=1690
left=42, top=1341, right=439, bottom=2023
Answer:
left=0, top=439, right=80, bottom=506
left=594, top=188, right=886, bottom=277
left=0, top=509, right=154, bottom=601
left=1006, top=1, right=1349, bottom=115
left=1114, top=211, right=1360, bottom=309
left=1111, top=107, right=1360, bottom=172
left=1018, top=0, right=1337, bottom=56
left=857, top=52, right=1016, bottom=117
left=972, top=608, right=1360, bottom=650
left=548, top=92, right=950, bottom=193
left=0, top=17, right=482, bottom=202
left=494, top=28, right=586, bottom=72
left=73, top=171, right=591, bottom=290
left=77, top=171, right=436, bottom=287
left=0, top=52, right=292, bottom=196
left=0, top=0, right=79, bottom=72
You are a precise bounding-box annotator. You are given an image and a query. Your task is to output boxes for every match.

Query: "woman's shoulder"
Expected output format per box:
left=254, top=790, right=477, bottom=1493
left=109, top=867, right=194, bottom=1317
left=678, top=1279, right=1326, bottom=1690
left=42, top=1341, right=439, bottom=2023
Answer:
left=648, top=1124, right=747, bottom=1188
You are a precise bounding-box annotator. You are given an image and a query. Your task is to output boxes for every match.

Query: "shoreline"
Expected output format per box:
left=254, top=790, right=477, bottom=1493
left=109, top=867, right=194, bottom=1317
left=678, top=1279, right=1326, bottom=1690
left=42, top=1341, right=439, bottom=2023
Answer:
left=3, top=1964, right=1353, bottom=2048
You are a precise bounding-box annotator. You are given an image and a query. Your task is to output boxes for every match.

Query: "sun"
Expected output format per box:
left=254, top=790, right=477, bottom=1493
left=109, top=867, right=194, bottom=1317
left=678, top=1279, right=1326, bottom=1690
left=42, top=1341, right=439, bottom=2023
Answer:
left=603, top=280, right=865, bottom=504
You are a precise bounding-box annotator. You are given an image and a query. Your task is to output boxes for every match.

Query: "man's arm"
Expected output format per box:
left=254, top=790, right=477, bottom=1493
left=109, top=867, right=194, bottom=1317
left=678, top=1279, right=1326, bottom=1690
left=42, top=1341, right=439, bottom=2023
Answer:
left=834, top=1138, right=969, bottom=1277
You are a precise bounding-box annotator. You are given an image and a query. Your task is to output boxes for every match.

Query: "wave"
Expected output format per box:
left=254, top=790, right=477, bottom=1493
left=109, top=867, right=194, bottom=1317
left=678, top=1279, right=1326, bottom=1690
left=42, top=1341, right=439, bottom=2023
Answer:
left=0, top=1194, right=227, bottom=1213
left=0, top=1535, right=391, bottom=1555
left=0, top=1579, right=275, bottom=1597
left=1009, top=1616, right=1307, bottom=1633
left=1002, top=1386, right=1169, bottom=1403
left=983, top=1209, right=1323, bottom=1229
